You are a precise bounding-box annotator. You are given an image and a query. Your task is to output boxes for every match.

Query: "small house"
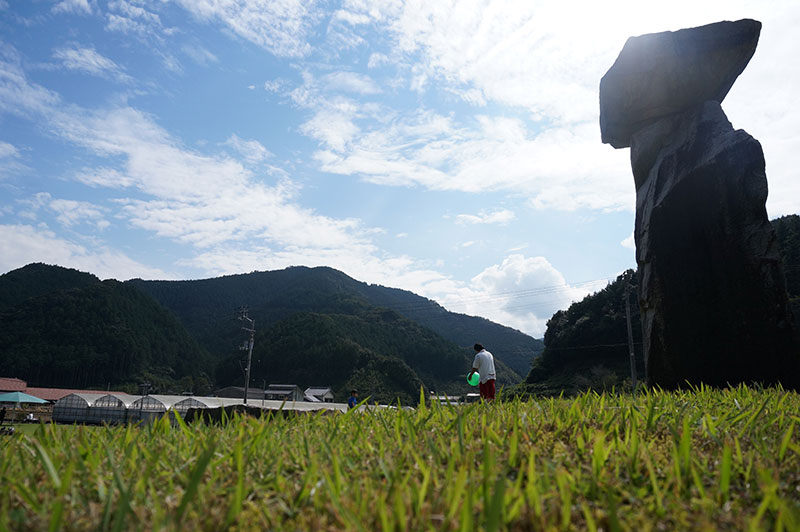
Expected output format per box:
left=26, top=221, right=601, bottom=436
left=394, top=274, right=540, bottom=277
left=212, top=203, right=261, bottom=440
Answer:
left=264, top=384, right=304, bottom=402
left=432, top=395, right=462, bottom=406
left=212, top=386, right=264, bottom=400
left=0, top=377, right=27, bottom=393
left=304, top=386, right=335, bottom=403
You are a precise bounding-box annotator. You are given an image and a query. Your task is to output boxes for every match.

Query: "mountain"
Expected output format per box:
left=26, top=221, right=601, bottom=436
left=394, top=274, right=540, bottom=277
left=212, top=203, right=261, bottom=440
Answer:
left=216, top=306, right=520, bottom=405
left=0, top=263, right=532, bottom=403
left=0, top=262, right=99, bottom=311
left=0, top=274, right=214, bottom=393
left=519, top=270, right=645, bottom=396
left=129, top=266, right=543, bottom=376
left=357, top=283, right=544, bottom=376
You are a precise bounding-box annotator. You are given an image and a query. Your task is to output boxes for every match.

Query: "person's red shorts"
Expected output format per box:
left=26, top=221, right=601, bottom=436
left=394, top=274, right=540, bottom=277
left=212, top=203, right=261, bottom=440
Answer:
left=479, top=379, right=496, bottom=400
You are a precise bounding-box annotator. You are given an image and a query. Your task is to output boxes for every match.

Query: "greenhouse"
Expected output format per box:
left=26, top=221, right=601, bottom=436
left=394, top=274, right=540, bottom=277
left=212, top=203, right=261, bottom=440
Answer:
left=173, top=396, right=228, bottom=413
left=92, top=394, right=138, bottom=424
left=52, top=393, right=349, bottom=425
left=52, top=393, right=135, bottom=424
left=128, top=395, right=184, bottom=423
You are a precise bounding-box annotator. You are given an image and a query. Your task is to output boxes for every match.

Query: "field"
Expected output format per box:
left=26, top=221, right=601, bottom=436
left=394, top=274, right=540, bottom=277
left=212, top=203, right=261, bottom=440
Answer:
left=1, top=386, right=799, bottom=531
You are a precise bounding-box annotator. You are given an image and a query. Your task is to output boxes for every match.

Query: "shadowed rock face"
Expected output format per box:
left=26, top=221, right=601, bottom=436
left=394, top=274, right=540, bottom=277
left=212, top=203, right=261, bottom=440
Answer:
left=600, top=20, right=800, bottom=389
left=634, top=102, right=798, bottom=387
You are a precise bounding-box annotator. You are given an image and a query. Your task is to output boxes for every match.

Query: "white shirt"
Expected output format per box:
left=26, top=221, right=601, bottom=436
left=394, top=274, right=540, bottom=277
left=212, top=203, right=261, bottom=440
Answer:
left=472, top=349, right=496, bottom=383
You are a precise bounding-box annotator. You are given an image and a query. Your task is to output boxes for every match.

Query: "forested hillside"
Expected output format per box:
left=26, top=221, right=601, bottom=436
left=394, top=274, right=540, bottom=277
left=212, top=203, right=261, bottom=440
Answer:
left=350, top=284, right=544, bottom=375
left=521, top=270, right=644, bottom=395
left=6, top=214, right=795, bottom=399
left=129, top=267, right=543, bottom=376
left=0, top=263, right=526, bottom=402
left=0, top=263, right=99, bottom=311
left=0, top=277, right=213, bottom=393
left=216, top=305, right=520, bottom=405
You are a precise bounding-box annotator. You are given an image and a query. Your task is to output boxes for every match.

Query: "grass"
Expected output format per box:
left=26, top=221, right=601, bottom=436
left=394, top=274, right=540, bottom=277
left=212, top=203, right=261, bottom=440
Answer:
left=0, top=424, right=85, bottom=437
left=1, top=384, right=799, bottom=531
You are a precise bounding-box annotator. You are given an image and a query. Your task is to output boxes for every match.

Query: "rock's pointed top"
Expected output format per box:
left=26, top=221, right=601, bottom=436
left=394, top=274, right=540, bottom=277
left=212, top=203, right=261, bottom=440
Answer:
left=600, top=19, right=761, bottom=149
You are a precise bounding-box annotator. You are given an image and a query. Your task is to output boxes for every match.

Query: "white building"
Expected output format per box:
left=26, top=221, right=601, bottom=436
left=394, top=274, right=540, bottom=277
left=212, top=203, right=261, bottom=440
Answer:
left=304, top=386, right=335, bottom=403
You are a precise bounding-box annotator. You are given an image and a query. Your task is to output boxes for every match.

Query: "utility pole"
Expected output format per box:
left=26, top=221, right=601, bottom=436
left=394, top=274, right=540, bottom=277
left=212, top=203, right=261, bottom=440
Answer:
left=138, top=381, right=151, bottom=423
left=238, top=307, right=255, bottom=405
left=624, top=271, right=639, bottom=394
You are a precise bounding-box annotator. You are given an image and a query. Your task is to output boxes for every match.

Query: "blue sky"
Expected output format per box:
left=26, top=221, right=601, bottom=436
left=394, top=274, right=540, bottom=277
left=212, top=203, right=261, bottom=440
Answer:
left=1, top=1, right=798, bottom=337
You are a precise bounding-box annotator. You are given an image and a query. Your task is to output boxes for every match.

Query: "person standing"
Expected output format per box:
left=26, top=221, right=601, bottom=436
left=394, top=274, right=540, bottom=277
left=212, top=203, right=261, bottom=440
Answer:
left=347, top=389, right=358, bottom=409
left=469, top=343, right=497, bottom=401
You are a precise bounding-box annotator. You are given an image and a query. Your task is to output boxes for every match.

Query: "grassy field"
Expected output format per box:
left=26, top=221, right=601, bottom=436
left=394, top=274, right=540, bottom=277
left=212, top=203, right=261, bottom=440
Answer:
left=1, top=385, right=799, bottom=531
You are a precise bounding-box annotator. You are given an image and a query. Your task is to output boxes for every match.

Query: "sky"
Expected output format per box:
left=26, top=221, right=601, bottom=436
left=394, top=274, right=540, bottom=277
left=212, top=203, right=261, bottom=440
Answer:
left=1, top=1, right=798, bottom=338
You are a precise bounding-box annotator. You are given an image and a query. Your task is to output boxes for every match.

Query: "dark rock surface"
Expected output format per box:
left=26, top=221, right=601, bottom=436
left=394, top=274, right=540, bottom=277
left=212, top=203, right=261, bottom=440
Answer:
left=600, top=19, right=760, bottom=149
left=600, top=19, right=800, bottom=389
left=634, top=102, right=799, bottom=388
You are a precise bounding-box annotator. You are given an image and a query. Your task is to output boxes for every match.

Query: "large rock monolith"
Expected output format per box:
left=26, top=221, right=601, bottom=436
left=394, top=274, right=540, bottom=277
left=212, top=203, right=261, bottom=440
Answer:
left=600, top=19, right=800, bottom=389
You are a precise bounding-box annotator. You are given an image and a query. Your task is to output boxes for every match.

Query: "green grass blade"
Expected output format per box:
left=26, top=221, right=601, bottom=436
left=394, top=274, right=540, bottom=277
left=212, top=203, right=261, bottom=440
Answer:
left=175, top=440, right=217, bottom=524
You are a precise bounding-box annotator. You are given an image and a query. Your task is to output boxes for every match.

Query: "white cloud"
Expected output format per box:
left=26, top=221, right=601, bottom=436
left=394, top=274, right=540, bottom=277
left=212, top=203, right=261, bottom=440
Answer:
left=719, top=7, right=800, bottom=217
left=224, top=134, right=272, bottom=162
left=15, top=192, right=109, bottom=229
left=3, top=47, right=599, bottom=335
left=75, top=167, right=136, bottom=188
left=0, top=140, right=16, bottom=158
left=0, top=47, right=61, bottom=116
left=312, top=109, right=632, bottom=211
left=105, top=13, right=146, bottom=35
left=378, top=1, right=753, bottom=123
left=104, top=0, right=175, bottom=42
left=367, top=52, right=389, bottom=68
left=286, top=47, right=634, bottom=211
left=621, top=232, right=635, bottom=250
left=202, top=248, right=592, bottom=337
left=15, top=192, right=50, bottom=220
left=264, top=78, right=290, bottom=93
left=300, top=106, right=361, bottom=152
left=3, top=56, right=586, bottom=335
left=322, top=71, right=381, bottom=95
left=455, top=209, right=515, bottom=225
left=292, top=72, right=384, bottom=152
left=52, top=45, right=131, bottom=83
left=52, top=0, right=91, bottom=15
left=182, top=44, right=219, bottom=65
left=0, top=140, right=24, bottom=177
left=0, top=50, right=385, bottom=276
left=335, top=252, right=609, bottom=337
left=109, top=1, right=161, bottom=26
left=48, top=198, right=108, bottom=229
left=312, top=0, right=800, bottom=219
left=332, top=8, right=372, bottom=26
left=453, top=254, right=606, bottom=336
left=0, top=224, right=171, bottom=280
left=175, top=0, right=321, bottom=58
